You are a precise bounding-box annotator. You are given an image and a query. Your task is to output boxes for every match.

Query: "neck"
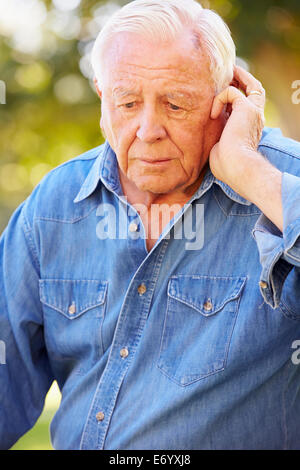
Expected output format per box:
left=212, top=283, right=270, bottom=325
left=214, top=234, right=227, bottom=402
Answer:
left=118, top=162, right=209, bottom=211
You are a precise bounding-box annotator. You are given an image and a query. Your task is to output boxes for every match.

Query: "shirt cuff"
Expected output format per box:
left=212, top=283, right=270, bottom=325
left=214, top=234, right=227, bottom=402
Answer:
left=252, top=172, right=300, bottom=309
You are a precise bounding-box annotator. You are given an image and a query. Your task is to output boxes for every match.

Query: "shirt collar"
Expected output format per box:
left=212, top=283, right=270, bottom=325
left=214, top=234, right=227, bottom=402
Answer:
left=74, top=141, right=251, bottom=206
left=74, top=141, right=122, bottom=203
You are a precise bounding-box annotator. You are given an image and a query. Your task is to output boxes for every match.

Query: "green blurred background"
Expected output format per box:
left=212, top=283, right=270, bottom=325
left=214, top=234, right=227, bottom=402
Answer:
left=0, top=0, right=299, bottom=450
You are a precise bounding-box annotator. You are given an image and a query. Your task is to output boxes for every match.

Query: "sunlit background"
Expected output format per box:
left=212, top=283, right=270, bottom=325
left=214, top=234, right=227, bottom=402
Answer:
left=0, top=0, right=299, bottom=450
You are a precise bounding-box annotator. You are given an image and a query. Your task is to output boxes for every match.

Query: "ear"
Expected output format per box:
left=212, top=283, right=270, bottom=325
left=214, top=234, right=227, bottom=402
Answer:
left=229, top=77, right=240, bottom=90
left=93, top=77, right=102, bottom=99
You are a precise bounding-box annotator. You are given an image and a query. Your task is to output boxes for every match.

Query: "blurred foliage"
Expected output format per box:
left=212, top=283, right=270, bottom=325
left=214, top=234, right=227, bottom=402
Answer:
left=0, top=0, right=300, bottom=449
left=10, top=381, right=61, bottom=450
left=0, top=0, right=300, bottom=231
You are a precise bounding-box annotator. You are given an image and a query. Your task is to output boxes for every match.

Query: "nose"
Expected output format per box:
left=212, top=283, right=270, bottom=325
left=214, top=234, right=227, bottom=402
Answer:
left=136, top=105, right=167, bottom=143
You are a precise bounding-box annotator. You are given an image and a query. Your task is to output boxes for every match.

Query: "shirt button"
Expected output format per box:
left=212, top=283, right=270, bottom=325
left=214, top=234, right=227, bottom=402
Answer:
left=96, top=411, right=105, bottom=422
left=120, top=348, right=129, bottom=358
left=68, top=303, right=76, bottom=315
left=137, top=284, right=147, bottom=295
left=129, top=222, right=138, bottom=232
left=259, top=281, right=268, bottom=289
left=203, top=300, right=213, bottom=311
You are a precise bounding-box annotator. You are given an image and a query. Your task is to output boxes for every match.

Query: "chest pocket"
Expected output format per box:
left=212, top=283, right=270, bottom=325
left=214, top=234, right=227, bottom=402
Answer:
left=39, top=279, right=108, bottom=376
left=158, top=275, right=246, bottom=386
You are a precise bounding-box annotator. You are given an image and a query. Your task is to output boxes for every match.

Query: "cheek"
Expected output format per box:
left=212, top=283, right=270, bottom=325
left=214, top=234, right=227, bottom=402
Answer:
left=102, top=113, right=138, bottom=172
left=100, top=108, right=116, bottom=147
left=100, top=108, right=126, bottom=151
left=203, top=112, right=227, bottom=154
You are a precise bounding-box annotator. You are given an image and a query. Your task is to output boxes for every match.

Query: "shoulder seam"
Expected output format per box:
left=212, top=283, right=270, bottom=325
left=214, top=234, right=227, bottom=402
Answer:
left=21, top=204, right=41, bottom=273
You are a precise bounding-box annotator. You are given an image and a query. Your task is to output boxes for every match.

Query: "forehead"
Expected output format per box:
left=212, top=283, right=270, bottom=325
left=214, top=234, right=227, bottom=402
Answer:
left=100, top=31, right=213, bottom=92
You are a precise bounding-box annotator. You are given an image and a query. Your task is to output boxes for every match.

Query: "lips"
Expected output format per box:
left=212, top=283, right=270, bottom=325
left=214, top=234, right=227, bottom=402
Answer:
left=139, top=158, right=172, bottom=163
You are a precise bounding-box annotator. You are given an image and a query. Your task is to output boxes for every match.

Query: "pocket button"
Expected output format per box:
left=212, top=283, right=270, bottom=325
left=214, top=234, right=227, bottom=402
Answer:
left=68, top=303, right=76, bottom=315
left=203, top=300, right=213, bottom=311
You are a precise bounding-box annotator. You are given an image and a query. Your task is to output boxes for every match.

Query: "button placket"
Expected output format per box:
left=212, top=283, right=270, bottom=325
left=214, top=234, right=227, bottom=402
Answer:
left=79, top=241, right=169, bottom=450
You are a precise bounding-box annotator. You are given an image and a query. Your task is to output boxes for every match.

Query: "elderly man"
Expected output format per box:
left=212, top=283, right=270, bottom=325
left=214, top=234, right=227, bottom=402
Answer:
left=0, top=0, right=300, bottom=450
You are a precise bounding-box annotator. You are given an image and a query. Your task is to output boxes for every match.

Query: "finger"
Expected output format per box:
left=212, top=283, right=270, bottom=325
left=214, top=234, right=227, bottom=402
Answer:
left=210, top=86, right=246, bottom=119
left=234, top=66, right=264, bottom=95
left=234, top=66, right=265, bottom=108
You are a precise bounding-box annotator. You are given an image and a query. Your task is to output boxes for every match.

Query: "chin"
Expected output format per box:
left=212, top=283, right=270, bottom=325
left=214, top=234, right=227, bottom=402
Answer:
left=135, top=178, right=177, bottom=195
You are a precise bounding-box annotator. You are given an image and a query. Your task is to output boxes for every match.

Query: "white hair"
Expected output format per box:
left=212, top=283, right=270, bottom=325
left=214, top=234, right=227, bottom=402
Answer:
left=91, top=0, right=236, bottom=93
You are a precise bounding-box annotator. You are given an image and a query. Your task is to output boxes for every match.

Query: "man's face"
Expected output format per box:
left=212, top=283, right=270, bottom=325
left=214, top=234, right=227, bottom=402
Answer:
left=97, top=30, right=225, bottom=196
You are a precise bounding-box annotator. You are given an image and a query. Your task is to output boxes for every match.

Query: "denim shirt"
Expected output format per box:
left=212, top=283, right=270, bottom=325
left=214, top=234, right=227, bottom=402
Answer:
left=0, top=127, right=300, bottom=450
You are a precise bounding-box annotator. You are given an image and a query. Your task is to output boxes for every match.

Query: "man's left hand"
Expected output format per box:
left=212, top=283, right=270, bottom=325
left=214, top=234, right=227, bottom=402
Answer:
left=209, top=65, right=283, bottom=232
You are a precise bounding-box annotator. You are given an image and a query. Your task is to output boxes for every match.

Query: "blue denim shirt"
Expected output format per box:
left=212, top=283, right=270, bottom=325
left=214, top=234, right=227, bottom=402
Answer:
left=0, top=127, right=300, bottom=450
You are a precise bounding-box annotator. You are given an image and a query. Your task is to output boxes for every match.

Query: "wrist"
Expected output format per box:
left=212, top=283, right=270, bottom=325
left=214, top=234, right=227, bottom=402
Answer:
left=226, top=150, right=266, bottom=201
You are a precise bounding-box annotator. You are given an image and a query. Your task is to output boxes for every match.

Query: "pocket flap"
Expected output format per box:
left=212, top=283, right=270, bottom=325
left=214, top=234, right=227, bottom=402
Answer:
left=39, top=279, right=108, bottom=319
left=168, top=275, right=246, bottom=316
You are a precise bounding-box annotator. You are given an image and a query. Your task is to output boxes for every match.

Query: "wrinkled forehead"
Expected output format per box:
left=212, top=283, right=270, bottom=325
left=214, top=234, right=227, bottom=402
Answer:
left=100, top=30, right=213, bottom=90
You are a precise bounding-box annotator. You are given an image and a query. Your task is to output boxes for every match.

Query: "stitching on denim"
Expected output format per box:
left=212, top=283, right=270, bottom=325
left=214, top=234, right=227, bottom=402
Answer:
left=157, top=362, right=226, bottom=387
left=21, top=206, right=41, bottom=273
left=35, top=203, right=98, bottom=224
left=285, top=220, right=300, bottom=240
left=259, top=143, right=300, bottom=161
left=212, top=186, right=260, bottom=216
left=170, top=274, right=247, bottom=280
left=283, top=250, right=300, bottom=263
left=96, top=240, right=170, bottom=449
left=282, top=221, right=300, bottom=261
left=213, top=188, right=228, bottom=216
left=39, top=280, right=108, bottom=315
left=278, top=298, right=300, bottom=322
left=222, top=289, right=243, bottom=371
left=158, top=292, right=226, bottom=386
left=40, top=300, right=105, bottom=317
left=281, top=361, right=294, bottom=449
left=229, top=208, right=261, bottom=217
left=40, top=279, right=107, bottom=283
left=80, top=239, right=169, bottom=449
left=168, top=290, right=242, bottom=315
left=158, top=277, right=247, bottom=386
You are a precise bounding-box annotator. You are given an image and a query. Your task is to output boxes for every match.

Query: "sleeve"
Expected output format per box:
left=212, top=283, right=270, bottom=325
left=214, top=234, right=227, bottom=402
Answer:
left=0, top=198, right=54, bottom=449
left=252, top=172, right=300, bottom=315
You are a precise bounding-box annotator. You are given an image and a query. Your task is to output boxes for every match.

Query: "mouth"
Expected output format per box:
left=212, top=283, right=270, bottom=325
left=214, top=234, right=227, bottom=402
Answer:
left=139, top=158, right=172, bottom=165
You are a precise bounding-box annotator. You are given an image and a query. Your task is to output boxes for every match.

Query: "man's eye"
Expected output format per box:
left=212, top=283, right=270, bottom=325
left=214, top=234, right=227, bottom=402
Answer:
left=168, top=102, right=181, bottom=111
left=124, top=102, right=135, bottom=109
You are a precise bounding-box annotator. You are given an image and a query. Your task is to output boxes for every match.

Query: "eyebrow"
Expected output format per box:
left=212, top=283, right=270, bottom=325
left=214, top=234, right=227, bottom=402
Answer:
left=165, top=91, right=197, bottom=106
left=112, top=86, right=199, bottom=106
left=112, top=86, right=140, bottom=98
